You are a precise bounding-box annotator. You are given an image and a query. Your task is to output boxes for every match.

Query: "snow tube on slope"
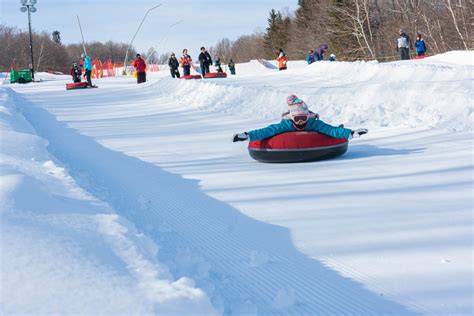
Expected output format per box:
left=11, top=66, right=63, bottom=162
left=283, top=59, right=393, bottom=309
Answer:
left=248, top=132, right=348, bottom=163
left=204, top=72, right=227, bottom=78
left=66, top=82, right=88, bottom=90
left=66, top=82, right=98, bottom=90
left=181, top=75, right=202, bottom=80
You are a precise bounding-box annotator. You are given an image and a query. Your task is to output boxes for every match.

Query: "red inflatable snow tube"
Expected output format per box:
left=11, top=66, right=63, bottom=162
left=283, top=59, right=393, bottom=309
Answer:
left=66, top=82, right=88, bottom=90
left=248, top=132, right=348, bottom=163
left=204, top=72, right=227, bottom=79
left=181, top=75, right=202, bottom=80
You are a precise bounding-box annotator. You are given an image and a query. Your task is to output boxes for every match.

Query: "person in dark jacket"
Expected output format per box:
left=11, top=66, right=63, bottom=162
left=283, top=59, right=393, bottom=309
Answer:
left=168, top=53, right=180, bottom=78
left=133, top=53, right=147, bottom=83
left=198, top=47, right=212, bottom=76
left=415, top=33, right=427, bottom=57
left=228, top=59, right=236, bottom=75
left=396, top=29, right=412, bottom=60
left=215, top=57, right=223, bottom=72
left=70, top=62, right=82, bottom=83
left=233, top=94, right=368, bottom=142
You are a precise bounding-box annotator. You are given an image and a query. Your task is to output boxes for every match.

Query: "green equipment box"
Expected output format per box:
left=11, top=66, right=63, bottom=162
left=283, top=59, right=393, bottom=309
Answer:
left=10, top=69, right=32, bottom=84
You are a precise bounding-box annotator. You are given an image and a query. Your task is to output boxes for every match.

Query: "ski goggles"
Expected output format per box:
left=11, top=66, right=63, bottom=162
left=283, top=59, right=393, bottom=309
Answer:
left=292, top=115, right=309, bottom=124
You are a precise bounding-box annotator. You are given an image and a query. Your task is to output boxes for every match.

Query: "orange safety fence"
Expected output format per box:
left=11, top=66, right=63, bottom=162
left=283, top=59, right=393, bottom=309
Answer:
left=88, top=58, right=160, bottom=78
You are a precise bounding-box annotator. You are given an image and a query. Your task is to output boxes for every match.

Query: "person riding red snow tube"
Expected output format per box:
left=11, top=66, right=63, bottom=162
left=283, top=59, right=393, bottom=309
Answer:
left=248, top=132, right=348, bottom=163
left=233, top=94, right=368, bottom=163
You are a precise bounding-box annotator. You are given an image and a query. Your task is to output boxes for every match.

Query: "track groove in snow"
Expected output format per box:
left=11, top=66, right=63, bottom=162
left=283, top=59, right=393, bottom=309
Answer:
left=8, top=88, right=421, bottom=315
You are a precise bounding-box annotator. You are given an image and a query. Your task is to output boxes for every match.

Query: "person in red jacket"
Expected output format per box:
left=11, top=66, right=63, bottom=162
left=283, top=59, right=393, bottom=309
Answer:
left=133, top=53, right=147, bottom=84
left=180, top=49, right=192, bottom=76
left=277, top=49, right=288, bottom=71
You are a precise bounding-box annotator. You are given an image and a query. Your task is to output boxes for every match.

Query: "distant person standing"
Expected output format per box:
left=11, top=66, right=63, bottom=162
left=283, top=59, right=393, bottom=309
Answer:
left=81, top=53, right=93, bottom=86
left=306, top=50, right=315, bottom=64
left=198, top=47, right=212, bottom=76
left=228, top=59, right=236, bottom=75
left=215, top=57, right=223, bottom=72
left=180, top=49, right=192, bottom=76
left=396, top=29, right=412, bottom=60
left=133, top=53, right=147, bottom=84
left=168, top=53, right=180, bottom=78
left=277, top=49, right=288, bottom=71
left=415, top=33, right=427, bottom=57
left=70, top=62, right=82, bottom=83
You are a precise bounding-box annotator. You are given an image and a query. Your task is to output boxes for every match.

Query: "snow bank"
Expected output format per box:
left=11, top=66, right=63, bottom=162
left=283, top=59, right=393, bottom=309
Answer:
left=155, top=51, right=473, bottom=132
left=0, top=88, right=218, bottom=315
left=420, top=50, right=474, bottom=66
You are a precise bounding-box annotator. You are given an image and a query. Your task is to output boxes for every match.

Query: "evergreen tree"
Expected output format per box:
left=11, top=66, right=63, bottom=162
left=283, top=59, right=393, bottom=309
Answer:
left=290, top=0, right=325, bottom=58
left=263, top=9, right=291, bottom=58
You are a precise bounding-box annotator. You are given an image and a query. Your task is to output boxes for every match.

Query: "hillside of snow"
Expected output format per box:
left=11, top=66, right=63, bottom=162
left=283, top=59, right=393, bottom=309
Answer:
left=1, top=51, right=473, bottom=315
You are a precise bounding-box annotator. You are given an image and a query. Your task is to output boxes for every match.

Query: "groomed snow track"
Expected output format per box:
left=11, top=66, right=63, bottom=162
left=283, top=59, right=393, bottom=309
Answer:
left=7, top=88, right=421, bottom=315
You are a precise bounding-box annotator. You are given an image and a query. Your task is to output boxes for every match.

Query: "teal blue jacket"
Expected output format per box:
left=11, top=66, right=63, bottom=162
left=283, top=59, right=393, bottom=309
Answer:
left=248, top=118, right=352, bottom=141
left=83, top=56, right=92, bottom=71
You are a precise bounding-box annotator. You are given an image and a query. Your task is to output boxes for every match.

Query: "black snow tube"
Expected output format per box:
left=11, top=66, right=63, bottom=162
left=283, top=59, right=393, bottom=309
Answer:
left=248, top=132, right=348, bottom=163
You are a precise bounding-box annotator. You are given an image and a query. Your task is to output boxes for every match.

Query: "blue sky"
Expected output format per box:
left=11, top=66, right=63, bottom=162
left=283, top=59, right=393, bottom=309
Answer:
left=1, top=0, right=297, bottom=57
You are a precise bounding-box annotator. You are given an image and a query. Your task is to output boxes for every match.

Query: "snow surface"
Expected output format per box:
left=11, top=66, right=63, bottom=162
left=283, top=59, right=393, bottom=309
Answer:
left=1, top=51, right=473, bottom=315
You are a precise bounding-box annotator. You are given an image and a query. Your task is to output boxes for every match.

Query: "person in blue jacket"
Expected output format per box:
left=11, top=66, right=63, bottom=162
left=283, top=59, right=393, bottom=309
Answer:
left=314, top=44, right=328, bottom=61
left=415, top=34, right=427, bottom=57
left=233, top=94, right=368, bottom=142
left=81, top=53, right=93, bottom=86
left=306, top=50, right=315, bottom=64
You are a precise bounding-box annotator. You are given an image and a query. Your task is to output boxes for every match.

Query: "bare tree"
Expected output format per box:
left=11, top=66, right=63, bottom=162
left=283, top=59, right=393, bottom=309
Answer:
left=444, top=0, right=469, bottom=49
left=209, top=38, right=232, bottom=63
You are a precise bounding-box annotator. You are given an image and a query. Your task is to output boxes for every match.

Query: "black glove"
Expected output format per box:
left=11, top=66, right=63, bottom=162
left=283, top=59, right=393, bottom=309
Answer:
left=350, top=128, right=368, bottom=138
left=233, top=132, right=248, bottom=142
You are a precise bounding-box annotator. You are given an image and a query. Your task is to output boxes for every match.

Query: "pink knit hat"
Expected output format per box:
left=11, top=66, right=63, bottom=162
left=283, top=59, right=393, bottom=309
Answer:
left=286, top=94, right=309, bottom=118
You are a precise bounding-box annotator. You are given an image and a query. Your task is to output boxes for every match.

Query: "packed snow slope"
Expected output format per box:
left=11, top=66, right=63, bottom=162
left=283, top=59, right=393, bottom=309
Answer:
left=1, top=51, right=473, bottom=315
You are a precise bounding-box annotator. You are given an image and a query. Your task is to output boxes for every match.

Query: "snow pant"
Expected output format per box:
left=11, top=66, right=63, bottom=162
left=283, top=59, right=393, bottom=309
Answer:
left=417, top=51, right=425, bottom=57
left=200, top=62, right=210, bottom=76
left=85, top=69, right=92, bottom=86
left=216, top=66, right=223, bottom=73
left=170, top=68, right=180, bottom=78
left=137, top=72, right=146, bottom=84
left=72, top=76, right=81, bottom=83
left=230, top=68, right=235, bottom=75
left=400, top=48, right=410, bottom=60
left=183, top=66, right=190, bottom=76
left=279, top=66, right=287, bottom=71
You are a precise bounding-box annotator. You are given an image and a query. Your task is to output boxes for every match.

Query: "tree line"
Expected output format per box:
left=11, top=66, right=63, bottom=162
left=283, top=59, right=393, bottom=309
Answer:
left=0, top=24, right=137, bottom=72
left=210, top=0, right=472, bottom=63
left=1, top=0, right=470, bottom=72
